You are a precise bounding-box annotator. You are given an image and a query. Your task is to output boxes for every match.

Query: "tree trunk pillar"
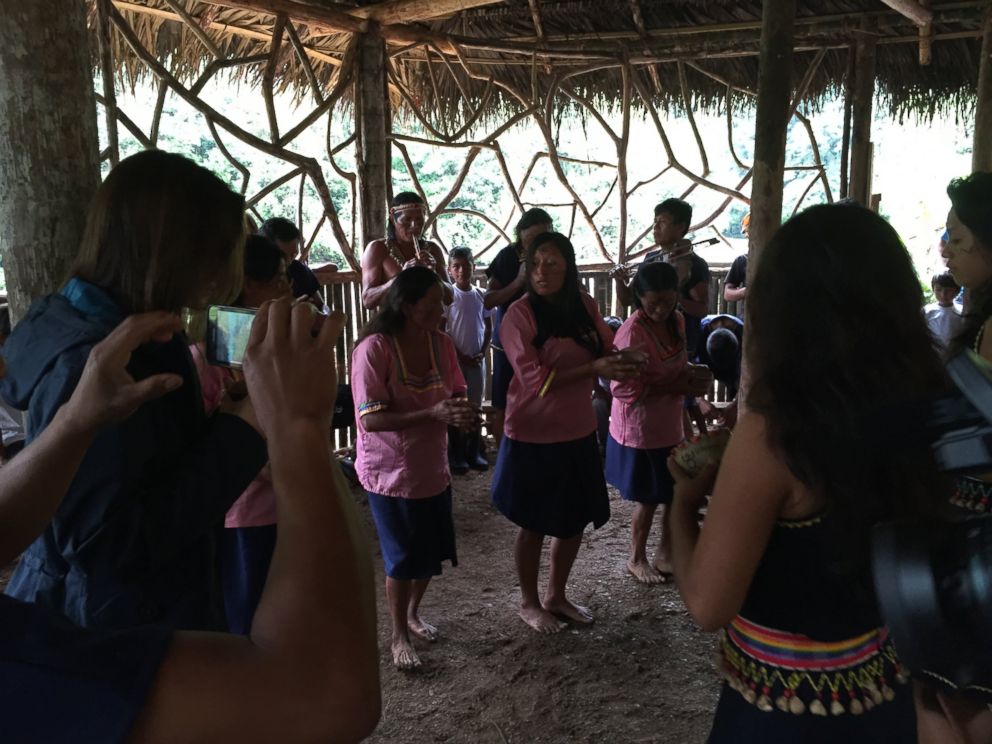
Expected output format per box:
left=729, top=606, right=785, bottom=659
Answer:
left=849, top=17, right=877, bottom=206
left=355, top=30, right=391, bottom=252
left=740, top=0, right=795, bottom=409
left=974, top=7, right=992, bottom=172
left=750, top=0, right=795, bottom=272
left=0, top=1, right=100, bottom=321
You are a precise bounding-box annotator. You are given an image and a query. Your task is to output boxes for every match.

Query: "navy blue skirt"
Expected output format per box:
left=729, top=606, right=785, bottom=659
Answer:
left=707, top=682, right=917, bottom=743
left=491, top=433, right=610, bottom=539
left=604, top=435, right=676, bottom=505
left=367, top=488, right=457, bottom=580
left=221, top=525, right=277, bottom=635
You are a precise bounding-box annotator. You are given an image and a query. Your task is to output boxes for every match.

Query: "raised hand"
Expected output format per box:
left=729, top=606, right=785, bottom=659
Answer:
left=242, top=299, right=346, bottom=437
left=61, top=312, right=184, bottom=433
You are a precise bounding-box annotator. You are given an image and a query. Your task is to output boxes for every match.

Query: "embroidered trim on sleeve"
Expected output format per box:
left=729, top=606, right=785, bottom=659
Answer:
left=358, top=400, right=389, bottom=417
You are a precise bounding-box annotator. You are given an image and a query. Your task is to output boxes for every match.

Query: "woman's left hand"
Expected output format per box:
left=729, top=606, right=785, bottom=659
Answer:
left=667, top=457, right=717, bottom=513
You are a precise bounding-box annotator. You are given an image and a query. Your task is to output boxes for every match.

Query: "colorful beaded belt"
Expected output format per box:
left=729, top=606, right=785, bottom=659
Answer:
left=719, top=615, right=909, bottom=716
left=951, top=476, right=992, bottom=514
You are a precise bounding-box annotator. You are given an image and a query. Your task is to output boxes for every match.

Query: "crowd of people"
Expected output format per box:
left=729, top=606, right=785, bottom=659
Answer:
left=0, top=148, right=990, bottom=743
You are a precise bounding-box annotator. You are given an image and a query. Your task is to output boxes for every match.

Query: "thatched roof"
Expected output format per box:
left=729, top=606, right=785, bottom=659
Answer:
left=94, top=0, right=987, bottom=125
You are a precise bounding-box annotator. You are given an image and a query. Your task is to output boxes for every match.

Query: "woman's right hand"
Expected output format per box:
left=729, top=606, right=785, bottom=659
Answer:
left=431, top=398, right=480, bottom=429
left=593, top=349, right=647, bottom=381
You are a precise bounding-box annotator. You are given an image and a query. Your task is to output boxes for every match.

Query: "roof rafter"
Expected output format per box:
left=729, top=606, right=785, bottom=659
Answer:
left=879, top=0, right=934, bottom=26
left=349, top=0, right=506, bottom=25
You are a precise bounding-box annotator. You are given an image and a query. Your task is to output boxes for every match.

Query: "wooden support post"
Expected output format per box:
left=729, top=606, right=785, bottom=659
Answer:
left=749, top=0, right=795, bottom=269
left=974, top=7, right=992, bottom=172
left=849, top=17, right=877, bottom=206
left=0, top=2, right=100, bottom=320
left=355, top=31, right=391, bottom=251
left=839, top=45, right=855, bottom=199
left=743, top=0, right=795, bottom=405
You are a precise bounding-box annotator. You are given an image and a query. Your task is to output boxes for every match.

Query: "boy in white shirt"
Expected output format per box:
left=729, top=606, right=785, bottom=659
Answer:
left=444, top=247, right=494, bottom=473
left=925, top=271, right=965, bottom=352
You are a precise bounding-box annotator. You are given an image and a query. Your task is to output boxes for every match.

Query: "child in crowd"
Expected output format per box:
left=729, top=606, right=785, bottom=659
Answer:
left=924, top=271, right=964, bottom=352
left=606, top=263, right=712, bottom=584
left=444, top=247, right=494, bottom=473
left=190, top=234, right=292, bottom=634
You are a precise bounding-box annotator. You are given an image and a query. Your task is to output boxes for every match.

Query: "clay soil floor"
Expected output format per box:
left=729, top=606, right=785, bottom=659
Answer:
left=358, top=457, right=719, bottom=744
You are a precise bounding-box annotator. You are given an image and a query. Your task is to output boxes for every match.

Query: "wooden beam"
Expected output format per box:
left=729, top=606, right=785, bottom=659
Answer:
left=349, top=0, right=505, bottom=25
left=879, top=0, right=933, bottom=27
left=919, top=0, right=933, bottom=64
left=849, top=17, right=877, bottom=206
left=354, top=33, right=391, bottom=252
left=974, top=7, right=992, bottom=170
left=527, top=0, right=546, bottom=40
left=750, top=0, right=795, bottom=270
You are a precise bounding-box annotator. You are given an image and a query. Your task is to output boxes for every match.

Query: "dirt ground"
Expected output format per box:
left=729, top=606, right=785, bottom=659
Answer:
left=359, top=449, right=719, bottom=744
left=0, top=451, right=720, bottom=744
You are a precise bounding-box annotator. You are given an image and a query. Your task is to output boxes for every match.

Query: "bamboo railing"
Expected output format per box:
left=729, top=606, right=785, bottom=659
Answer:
left=323, top=264, right=736, bottom=449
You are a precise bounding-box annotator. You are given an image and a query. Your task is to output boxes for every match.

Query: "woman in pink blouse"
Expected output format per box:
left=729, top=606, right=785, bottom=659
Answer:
left=492, top=232, right=646, bottom=633
left=605, top=262, right=712, bottom=585
left=352, top=266, right=478, bottom=669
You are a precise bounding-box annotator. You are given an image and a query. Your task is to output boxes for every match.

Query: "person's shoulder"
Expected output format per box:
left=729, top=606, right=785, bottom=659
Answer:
left=691, top=252, right=710, bottom=270
left=354, top=332, right=391, bottom=358
left=579, top=291, right=600, bottom=316
left=732, top=253, right=748, bottom=266
left=504, top=295, right=533, bottom=324
left=361, top=238, right=388, bottom=260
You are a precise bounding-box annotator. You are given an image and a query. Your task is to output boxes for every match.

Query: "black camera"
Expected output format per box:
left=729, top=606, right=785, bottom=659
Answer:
left=872, top=350, right=992, bottom=687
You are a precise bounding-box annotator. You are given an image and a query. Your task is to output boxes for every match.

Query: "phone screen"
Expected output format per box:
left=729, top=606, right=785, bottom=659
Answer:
left=205, top=305, right=256, bottom=368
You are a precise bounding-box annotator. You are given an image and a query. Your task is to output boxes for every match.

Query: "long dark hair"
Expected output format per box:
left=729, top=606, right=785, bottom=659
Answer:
left=631, top=261, right=680, bottom=342
left=948, top=173, right=992, bottom=353
left=746, top=204, right=948, bottom=570
left=357, top=266, right=439, bottom=342
left=525, top=232, right=601, bottom=356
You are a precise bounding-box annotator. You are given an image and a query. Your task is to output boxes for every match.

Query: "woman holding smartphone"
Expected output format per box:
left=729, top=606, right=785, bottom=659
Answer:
left=0, top=150, right=267, bottom=633
left=352, top=266, right=476, bottom=670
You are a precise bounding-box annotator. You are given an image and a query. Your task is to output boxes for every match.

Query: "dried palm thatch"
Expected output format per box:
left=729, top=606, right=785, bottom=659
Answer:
left=90, top=0, right=986, bottom=128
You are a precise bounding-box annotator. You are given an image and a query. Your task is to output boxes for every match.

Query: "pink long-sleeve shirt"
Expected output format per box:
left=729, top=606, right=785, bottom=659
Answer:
left=609, top=309, right=687, bottom=450
left=352, top=331, right=467, bottom=499
left=501, top=293, right=615, bottom=444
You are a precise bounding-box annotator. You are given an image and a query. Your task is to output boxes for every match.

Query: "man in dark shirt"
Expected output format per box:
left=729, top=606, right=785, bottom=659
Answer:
left=724, top=212, right=749, bottom=319
left=258, top=217, right=326, bottom=308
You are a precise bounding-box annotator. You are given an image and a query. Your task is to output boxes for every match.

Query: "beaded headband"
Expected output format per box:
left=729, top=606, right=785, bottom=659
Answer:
left=389, top=203, right=427, bottom=218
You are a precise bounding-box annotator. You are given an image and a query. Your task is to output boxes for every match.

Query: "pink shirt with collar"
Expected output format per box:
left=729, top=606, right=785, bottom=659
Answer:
left=501, top=293, right=615, bottom=444
left=609, top=309, right=687, bottom=450
left=352, top=331, right=467, bottom=499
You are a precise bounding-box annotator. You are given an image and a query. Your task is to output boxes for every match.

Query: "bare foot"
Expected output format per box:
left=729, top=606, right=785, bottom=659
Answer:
left=391, top=638, right=422, bottom=670
left=627, top=559, right=664, bottom=585
left=407, top=616, right=439, bottom=642
left=652, top=556, right=674, bottom=582
left=518, top=604, right=566, bottom=634
left=543, top=598, right=595, bottom=625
